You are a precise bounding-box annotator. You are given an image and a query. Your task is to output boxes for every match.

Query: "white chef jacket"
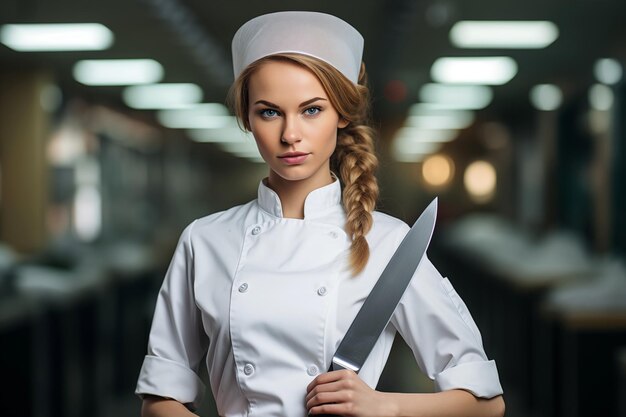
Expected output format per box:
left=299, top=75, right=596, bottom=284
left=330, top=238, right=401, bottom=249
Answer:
left=135, top=178, right=503, bottom=416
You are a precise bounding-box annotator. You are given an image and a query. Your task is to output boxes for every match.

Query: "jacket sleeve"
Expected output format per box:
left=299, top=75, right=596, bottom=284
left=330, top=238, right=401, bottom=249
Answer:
left=391, top=255, right=503, bottom=398
left=135, top=220, right=209, bottom=410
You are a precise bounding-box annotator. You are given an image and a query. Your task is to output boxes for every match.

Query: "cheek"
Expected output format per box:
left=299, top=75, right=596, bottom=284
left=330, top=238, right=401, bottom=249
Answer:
left=320, top=119, right=340, bottom=152
left=250, top=124, right=277, bottom=161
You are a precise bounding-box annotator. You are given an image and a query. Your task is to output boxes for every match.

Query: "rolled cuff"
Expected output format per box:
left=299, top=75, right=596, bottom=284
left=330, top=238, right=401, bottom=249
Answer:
left=135, top=355, right=205, bottom=410
left=434, top=360, right=503, bottom=399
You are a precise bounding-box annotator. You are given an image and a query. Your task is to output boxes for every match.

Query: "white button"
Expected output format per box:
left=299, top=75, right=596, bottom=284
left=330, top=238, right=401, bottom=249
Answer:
left=317, top=286, right=328, bottom=296
left=251, top=226, right=261, bottom=235
left=329, top=231, right=339, bottom=239
left=307, top=365, right=319, bottom=376
left=238, top=283, right=248, bottom=293
left=243, top=363, right=255, bottom=376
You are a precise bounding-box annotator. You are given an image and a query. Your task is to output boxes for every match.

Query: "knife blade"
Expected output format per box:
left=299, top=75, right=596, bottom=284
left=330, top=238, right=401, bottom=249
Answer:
left=330, top=197, right=438, bottom=373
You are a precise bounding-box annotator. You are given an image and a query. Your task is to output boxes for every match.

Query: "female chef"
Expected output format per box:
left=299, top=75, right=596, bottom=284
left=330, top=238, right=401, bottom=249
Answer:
left=136, top=11, right=505, bottom=417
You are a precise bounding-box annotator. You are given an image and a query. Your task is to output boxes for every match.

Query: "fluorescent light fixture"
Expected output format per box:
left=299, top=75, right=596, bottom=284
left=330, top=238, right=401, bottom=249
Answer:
left=588, top=84, right=614, bottom=111
left=73, top=59, right=163, bottom=86
left=0, top=23, right=113, bottom=51
left=529, top=84, right=563, bottom=111
left=431, top=57, right=517, bottom=85
left=157, top=104, right=237, bottom=129
left=392, top=137, right=441, bottom=162
left=417, top=84, right=493, bottom=110
left=392, top=135, right=442, bottom=161
left=395, top=127, right=459, bottom=143
left=450, top=21, right=558, bottom=49
left=594, top=58, right=623, bottom=85
left=123, top=83, right=203, bottom=109
left=405, top=110, right=474, bottom=130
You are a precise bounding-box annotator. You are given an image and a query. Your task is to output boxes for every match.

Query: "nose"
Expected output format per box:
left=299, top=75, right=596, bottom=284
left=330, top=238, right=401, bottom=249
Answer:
left=281, top=116, right=302, bottom=145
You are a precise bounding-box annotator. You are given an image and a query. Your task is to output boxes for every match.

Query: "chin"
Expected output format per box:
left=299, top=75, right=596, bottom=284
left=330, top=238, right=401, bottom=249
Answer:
left=269, top=165, right=326, bottom=183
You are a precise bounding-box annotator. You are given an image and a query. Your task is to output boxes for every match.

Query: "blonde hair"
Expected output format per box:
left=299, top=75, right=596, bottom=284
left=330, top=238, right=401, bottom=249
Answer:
left=228, top=53, right=379, bottom=275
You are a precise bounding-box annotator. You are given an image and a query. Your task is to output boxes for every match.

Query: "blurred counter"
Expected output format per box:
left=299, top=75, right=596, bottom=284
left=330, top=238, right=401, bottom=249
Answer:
left=433, top=214, right=626, bottom=417
left=0, top=240, right=164, bottom=417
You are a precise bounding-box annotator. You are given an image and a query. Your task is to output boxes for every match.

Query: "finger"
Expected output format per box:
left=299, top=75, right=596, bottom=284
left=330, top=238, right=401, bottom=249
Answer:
left=307, top=369, right=355, bottom=392
left=306, top=390, right=346, bottom=409
left=308, top=402, right=351, bottom=416
left=305, top=380, right=345, bottom=403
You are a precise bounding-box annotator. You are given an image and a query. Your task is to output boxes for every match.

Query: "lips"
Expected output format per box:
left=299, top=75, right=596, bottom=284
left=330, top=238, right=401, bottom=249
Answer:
left=278, top=152, right=310, bottom=165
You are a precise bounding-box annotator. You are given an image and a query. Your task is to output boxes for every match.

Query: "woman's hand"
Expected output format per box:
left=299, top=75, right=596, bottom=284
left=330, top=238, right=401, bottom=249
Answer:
left=305, top=369, right=396, bottom=417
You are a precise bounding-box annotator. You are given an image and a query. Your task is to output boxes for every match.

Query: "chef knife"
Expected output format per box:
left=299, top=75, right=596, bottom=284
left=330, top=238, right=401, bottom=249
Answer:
left=330, top=197, right=438, bottom=373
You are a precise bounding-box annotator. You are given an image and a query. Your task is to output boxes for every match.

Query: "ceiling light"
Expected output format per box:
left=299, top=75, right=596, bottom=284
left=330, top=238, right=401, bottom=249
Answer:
left=431, top=57, right=518, bottom=85
left=157, top=104, right=236, bottom=129
left=417, top=84, right=493, bottom=109
left=450, top=21, right=559, bottom=49
left=123, top=83, right=203, bottom=109
left=594, top=58, right=623, bottom=85
left=405, top=110, right=474, bottom=130
left=588, top=84, right=614, bottom=111
left=529, top=84, right=563, bottom=111
left=395, top=127, right=459, bottom=143
left=73, top=59, right=163, bottom=86
left=0, top=23, right=113, bottom=51
left=392, top=136, right=442, bottom=162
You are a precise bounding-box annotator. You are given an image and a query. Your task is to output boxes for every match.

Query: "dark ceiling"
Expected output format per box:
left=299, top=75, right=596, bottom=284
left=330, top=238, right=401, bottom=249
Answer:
left=1, top=0, right=626, bottom=121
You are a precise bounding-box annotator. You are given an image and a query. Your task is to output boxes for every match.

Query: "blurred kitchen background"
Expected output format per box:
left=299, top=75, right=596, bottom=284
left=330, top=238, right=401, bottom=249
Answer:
left=1, top=0, right=626, bottom=416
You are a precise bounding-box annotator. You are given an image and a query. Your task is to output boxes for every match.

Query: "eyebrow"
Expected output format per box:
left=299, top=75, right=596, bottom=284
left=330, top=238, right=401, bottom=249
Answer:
left=253, top=97, right=327, bottom=109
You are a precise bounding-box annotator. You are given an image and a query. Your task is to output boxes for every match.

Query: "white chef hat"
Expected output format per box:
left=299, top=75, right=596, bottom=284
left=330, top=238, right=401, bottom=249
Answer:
left=231, top=11, right=364, bottom=84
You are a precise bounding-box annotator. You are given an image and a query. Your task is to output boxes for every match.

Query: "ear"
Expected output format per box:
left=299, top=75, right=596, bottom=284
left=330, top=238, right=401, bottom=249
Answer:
left=338, top=117, right=349, bottom=129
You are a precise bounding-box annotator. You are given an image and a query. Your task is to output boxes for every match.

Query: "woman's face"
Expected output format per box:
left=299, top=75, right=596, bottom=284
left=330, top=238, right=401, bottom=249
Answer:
left=247, top=60, right=347, bottom=187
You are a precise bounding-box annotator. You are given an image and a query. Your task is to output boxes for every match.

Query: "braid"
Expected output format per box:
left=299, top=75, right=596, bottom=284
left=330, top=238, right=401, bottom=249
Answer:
left=333, top=125, right=379, bottom=275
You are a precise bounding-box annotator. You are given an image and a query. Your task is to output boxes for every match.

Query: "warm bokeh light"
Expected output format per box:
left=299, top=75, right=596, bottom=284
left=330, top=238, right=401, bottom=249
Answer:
left=47, top=127, right=87, bottom=167
left=464, top=160, right=497, bottom=203
left=422, top=154, right=455, bottom=188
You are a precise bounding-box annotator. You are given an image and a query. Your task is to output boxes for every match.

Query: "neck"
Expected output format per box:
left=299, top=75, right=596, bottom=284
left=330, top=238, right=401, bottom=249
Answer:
left=267, top=169, right=334, bottom=219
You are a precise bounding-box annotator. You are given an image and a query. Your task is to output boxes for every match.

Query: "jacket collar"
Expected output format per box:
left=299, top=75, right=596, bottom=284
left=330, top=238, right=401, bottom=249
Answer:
left=257, top=175, right=342, bottom=219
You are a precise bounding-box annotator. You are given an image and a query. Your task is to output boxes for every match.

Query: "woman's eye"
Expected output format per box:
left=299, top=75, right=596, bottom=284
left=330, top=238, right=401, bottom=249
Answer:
left=304, top=107, right=321, bottom=116
left=260, top=109, right=279, bottom=118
